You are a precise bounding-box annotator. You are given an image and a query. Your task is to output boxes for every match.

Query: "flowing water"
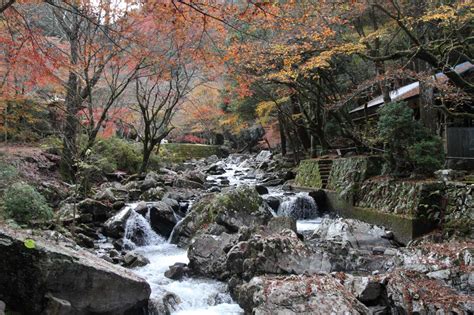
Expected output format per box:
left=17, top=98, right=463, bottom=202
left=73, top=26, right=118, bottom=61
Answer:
left=119, top=155, right=321, bottom=314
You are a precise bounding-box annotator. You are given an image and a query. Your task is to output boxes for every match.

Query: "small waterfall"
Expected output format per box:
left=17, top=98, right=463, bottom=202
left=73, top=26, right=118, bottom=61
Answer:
left=123, top=208, right=164, bottom=249
left=278, top=192, right=318, bottom=220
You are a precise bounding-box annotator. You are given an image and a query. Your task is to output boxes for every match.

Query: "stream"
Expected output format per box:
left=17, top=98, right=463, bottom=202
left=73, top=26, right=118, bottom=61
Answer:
left=115, top=155, right=321, bottom=314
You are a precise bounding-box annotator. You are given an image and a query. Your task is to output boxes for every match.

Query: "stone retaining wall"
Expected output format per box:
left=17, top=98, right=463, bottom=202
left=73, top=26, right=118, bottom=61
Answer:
left=294, top=159, right=322, bottom=188
left=327, top=156, right=384, bottom=198
left=354, top=179, right=444, bottom=219
left=444, top=182, right=473, bottom=236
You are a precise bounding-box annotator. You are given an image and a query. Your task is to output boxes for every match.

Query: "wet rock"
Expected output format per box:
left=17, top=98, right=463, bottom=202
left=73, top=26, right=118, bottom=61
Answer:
left=188, top=232, right=240, bottom=280
left=136, top=202, right=177, bottom=238
left=164, top=262, right=190, bottom=280
left=0, top=226, right=150, bottom=314
left=231, top=275, right=370, bottom=314
left=206, top=162, right=226, bottom=175
left=103, top=206, right=133, bottom=238
left=262, top=178, right=284, bottom=186
left=255, top=185, right=268, bottom=195
left=308, top=189, right=329, bottom=212
left=264, top=196, right=281, bottom=212
left=123, top=252, right=150, bottom=268
left=184, top=170, right=206, bottom=184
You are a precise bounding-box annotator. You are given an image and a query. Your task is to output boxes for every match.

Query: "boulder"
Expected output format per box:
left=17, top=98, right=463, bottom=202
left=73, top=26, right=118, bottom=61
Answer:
left=386, top=269, right=474, bottom=314
left=226, top=229, right=334, bottom=280
left=231, top=275, right=369, bottom=314
left=170, top=186, right=273, bottom=246
left=123, top=252, right=150, bottom=268
left=103, top=206, right=134, bottom=238
left=164, top=263, right=190, bottom=280
left=135, top=201, right=177, bottom=238
left=0, top=226, right=150, bottom=314
left=206, top=162, right=226, bottom=175
left=77, top=198, right=111, bottom=222
left=188, top=232, right=240, bottom=280
left=311, top=218, right=393, bottom=251
left=264, top=196, right=281, bottom=212
left=255, top=185, right=268, bottom=195
left=139, top=186, right=166, bottom=201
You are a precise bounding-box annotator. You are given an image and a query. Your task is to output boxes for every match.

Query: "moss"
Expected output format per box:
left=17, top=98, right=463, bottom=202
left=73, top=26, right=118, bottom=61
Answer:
left=159, top=143, right=226, bottom=162
left=294, top=159, right=322, bottom=188
left=193, top=186, right=263, bottom=227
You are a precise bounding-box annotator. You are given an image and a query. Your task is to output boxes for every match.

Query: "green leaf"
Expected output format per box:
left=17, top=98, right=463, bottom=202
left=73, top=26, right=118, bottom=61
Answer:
left=24, top=238, right=36, bottom=249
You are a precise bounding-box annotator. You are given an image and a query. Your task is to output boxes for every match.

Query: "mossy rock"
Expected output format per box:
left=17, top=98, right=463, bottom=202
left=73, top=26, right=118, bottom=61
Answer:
left=170, top=186, right=272, bottom=246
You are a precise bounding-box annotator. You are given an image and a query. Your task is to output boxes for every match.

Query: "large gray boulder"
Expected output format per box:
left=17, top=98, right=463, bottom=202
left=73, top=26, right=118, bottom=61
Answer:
left=188, top=232, right=240, bottom=280
left=170, top=186, right=273, bottom=246
left=231, top=275, right=369, bottom=314
left=135, top=201, right=178, bottom=238
left=0, top=226, right=150, bottom=314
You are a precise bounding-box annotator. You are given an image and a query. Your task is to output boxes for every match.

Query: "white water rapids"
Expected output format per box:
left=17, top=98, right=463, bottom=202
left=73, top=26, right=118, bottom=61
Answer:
left=118, top=155, right=321, bottom=314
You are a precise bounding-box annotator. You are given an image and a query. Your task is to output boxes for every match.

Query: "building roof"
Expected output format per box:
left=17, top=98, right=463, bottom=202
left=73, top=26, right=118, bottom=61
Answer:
left=349, top=61, right=474, bottom=114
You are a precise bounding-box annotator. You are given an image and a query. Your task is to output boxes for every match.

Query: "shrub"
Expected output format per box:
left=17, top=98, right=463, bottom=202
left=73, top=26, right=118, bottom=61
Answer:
left=2, top=182, right=53, bottom=225
left=377, top=102, right=444, bottom=176
left=408, top=138, right=444, bottom=174
left=92, top=137, right=142, bottom=173
left=0, top=160, right=18, bottom=191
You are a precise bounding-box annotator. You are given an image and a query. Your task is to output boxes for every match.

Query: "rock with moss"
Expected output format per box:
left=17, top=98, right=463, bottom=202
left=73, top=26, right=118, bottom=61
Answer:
left=170, top=186, right=273, bottom=247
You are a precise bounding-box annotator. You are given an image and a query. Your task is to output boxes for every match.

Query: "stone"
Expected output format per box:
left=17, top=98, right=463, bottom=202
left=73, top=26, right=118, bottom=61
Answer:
left=231, top=275, right=370, bottom=314
left=136, top=201, right=178, bottom=238
left=0, top=226, right=150, bottom=314
left=103, top=206, right=133, bottom=238
left=173, top=177, right=205, bottom=190
left=206, top=162, right=226, bottom=175
left=427, top=269, right=451, bottom=280
left=386, top=269, right=473, bottom=314
left=139, top=186, right=166, bottom=201
left=308, top=189, right=329, bottom=212
left=76, top=233, right=95, bottom=249
left=255, top=185, right=268, bottom=195
left=262, top=178, right=284, bottom=186
left=264, top=196, right=281, bottom=212
left=171, top=186, right=273, bottom=246
left=44, top=294, right=72, bottom=315
left=265, top=216, right=297, bottom=234
left=77, top=198, right=111, bottom=222
left=164, top=263, right=189, bottom=280
left=311, top=218, right=393, bottom=251
left=188, top=232, right=240, bottom=280
left=123, top=252, right=150, bottom=268
left=255, top=150, right=272, bottom=162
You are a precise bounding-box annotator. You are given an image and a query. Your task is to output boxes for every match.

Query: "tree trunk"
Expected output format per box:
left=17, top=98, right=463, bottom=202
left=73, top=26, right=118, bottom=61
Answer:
left=61, top=36, right=80, bottom=181
left=419, top=80, right=437, bottom=133
left=278, top=114, right=287, bottom=156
